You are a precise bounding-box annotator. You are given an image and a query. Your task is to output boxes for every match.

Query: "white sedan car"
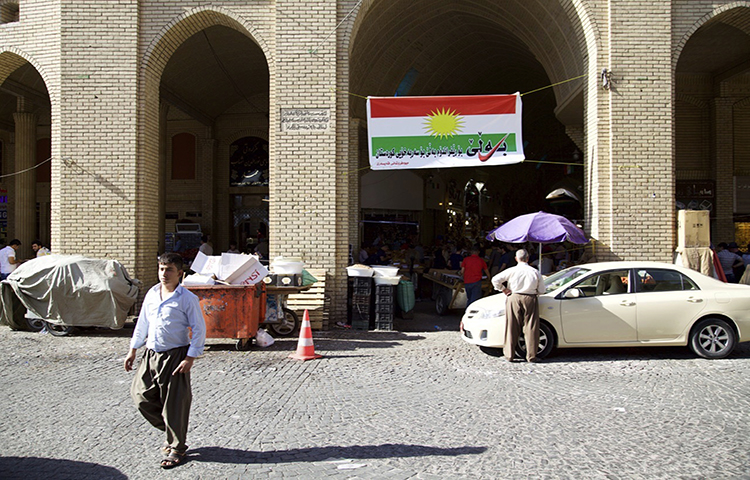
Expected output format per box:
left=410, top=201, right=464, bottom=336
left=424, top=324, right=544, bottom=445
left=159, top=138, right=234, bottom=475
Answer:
left=460, top=261, right=750, bottom=359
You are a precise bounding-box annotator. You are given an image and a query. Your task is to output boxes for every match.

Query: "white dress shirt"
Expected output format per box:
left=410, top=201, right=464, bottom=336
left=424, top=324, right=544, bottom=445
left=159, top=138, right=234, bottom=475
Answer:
left=491, top=262, right=546, bottom=295
left=130, top=284, right=206, bottom=358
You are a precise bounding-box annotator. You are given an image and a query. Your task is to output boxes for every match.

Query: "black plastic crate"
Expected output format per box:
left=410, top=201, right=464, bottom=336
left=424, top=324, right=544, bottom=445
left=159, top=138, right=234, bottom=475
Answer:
left=375, top=322, right=393, bottom=331
left=375, top=312, right=394, bottom=323
left=350, top=303, right=371, bottom=316
left=374, top=303, right=394, bottom=314
left=375, top=284, right=396, bottom=295
left=351, top=286, right=371, bottom=296
left=351, top=320, right=370, bottom=331
left=351, top=294, right=371, bottom=305
left=375, top=293, right=395, bottom=305
left=350, top=277, right=373, bottom=289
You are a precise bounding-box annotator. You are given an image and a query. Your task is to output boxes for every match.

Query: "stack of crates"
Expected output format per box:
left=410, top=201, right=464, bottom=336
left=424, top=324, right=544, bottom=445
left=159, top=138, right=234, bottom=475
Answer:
left=374, top=284, right=396, bottom=330
left=349, top=277, right=372, bottom=330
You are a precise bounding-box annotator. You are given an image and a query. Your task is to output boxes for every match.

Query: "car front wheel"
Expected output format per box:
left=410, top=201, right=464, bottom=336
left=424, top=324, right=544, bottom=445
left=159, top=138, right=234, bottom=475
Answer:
left=516, top=322, right=555, bottom=359
left=690, top=318, right=736, bottom=359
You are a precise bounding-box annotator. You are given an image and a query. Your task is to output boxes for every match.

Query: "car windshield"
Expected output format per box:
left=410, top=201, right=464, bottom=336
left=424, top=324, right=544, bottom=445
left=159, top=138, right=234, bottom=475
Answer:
left=544, top=266, right=591, bottom=293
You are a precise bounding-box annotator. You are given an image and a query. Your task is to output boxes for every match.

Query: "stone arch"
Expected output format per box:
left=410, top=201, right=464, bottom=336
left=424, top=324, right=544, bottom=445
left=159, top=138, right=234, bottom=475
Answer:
left=222, top=128, right=269, bottom=148
left=136, top=7, right=272, bottom=282
left=0, top=48, right=56, bottom=105
left=673, top=2, right=750, bottom=68
left=0, top=0, right=19, bottom=24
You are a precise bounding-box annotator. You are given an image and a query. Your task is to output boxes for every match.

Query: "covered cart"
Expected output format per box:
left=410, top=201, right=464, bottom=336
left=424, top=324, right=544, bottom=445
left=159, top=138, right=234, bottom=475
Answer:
left=0, top=254, right=140, bottom=335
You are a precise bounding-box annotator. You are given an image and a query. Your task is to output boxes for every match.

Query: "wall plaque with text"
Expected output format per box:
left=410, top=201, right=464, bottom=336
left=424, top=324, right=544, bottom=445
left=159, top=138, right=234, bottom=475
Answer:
left=280, top=108, right=330, bottom=132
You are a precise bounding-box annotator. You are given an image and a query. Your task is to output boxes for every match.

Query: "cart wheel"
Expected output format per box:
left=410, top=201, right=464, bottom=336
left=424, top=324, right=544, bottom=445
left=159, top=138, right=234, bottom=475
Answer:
left=435, top=288, right=451, bottom=316
left=268, top=308, right=300, bottom=337
left=44, top=321, right=74, bottom=337
left=236, top=338, right=253, bottom=351
left=25, top=317, right=45, bottom=332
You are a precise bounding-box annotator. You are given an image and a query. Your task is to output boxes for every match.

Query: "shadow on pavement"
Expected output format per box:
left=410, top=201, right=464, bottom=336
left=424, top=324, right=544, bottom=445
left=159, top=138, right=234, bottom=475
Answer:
left=476, top=343, right=750, bottom=362
left=0, top=457, right=126, bottom=480
left=188, top=443, right=487, bottom=465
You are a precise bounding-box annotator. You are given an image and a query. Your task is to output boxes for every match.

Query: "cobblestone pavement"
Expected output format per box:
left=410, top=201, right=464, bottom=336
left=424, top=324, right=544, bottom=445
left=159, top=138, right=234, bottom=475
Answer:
left=1, top=302, right=750, bottom=480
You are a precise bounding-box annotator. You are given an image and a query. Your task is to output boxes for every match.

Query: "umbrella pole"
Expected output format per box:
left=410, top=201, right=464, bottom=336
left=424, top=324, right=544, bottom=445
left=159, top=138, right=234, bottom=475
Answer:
left=539, top=242, right=543, bottom=274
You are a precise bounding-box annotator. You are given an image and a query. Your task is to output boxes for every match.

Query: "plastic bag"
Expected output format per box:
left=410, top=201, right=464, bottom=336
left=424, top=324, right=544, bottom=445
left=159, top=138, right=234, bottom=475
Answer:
left=255, top=328, right=275, bottom=347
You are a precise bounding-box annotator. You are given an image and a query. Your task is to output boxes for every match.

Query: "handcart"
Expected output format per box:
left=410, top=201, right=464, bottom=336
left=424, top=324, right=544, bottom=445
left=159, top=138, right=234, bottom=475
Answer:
left=261, top=284, right=312, bottom=337
left=186, top=283, right=266, bottom=351
left=422, top=269, right=493, bottom=315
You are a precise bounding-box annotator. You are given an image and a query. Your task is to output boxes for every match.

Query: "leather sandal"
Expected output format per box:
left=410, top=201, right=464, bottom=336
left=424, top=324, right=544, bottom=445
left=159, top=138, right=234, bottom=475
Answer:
left=160, top=450, right=186, bottom=469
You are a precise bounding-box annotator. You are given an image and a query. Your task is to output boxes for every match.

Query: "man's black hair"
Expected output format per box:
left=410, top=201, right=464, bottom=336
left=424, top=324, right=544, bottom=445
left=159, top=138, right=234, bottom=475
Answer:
left=9, top=239, right=21, bottom=246
left=159, top=252, right=184, bottom=270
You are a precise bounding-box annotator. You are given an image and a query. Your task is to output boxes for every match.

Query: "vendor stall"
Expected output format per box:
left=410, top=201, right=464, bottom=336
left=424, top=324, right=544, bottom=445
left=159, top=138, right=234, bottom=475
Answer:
left=423, top=269, right=492, bottom=315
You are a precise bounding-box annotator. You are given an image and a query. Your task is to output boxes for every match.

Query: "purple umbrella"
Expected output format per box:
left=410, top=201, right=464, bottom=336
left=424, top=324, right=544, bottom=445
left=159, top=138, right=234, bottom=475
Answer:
left=486, top=211, right=588, bottom=272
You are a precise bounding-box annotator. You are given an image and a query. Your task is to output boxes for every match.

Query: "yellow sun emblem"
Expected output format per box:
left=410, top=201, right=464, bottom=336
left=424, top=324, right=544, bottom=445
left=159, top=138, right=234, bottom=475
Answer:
left=423, top=108, right=464, bottom=139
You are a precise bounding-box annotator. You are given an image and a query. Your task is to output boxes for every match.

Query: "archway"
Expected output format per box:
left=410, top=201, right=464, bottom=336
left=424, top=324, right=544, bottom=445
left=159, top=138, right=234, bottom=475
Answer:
left=675, top=5, right=750, bottom=245
left=140, top=8, right=271, bottom=275
left=347, top=0, right=588, bottom=256
left=0, top=53, right=51, bottom=260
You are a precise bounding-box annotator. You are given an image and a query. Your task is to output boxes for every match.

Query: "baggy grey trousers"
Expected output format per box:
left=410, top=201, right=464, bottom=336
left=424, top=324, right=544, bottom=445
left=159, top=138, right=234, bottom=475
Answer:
left=503, top=293, right=540, bottom=362
left=131, top=345, right=192, bottom=453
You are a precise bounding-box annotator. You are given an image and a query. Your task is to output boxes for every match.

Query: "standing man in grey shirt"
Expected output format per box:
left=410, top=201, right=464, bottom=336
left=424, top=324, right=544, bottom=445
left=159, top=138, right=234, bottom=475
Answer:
left=491, top=249, right=546, bottom=363
left=124, top=252, right=206, bottom=469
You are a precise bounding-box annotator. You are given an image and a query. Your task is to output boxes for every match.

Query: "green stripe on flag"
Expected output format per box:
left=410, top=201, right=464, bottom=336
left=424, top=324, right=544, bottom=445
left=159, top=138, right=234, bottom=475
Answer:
left=371, top=133, right=517, bottom=157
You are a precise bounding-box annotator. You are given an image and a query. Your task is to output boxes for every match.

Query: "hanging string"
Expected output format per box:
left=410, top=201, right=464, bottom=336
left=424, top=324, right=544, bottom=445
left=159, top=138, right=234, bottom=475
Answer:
left=0, top=156, right=52, bottom=179
left=520, top=74, right=587, bottom=97
left=310, top=0, right=365, bottom=54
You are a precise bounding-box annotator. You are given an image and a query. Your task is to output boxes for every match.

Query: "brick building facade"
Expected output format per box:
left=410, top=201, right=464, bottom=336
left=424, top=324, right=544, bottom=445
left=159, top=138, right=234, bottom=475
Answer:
left=0, top=1, right=747, bottom=322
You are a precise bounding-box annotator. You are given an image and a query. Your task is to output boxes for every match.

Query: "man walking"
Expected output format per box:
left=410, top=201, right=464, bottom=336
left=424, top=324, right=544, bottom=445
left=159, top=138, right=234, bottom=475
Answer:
left=491, top=249, right=546, bottom=363
left=124, top=252, right=206, bottom=469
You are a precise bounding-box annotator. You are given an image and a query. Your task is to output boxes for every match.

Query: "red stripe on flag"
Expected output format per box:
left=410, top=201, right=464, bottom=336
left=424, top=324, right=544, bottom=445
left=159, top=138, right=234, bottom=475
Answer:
left=369, top=95, right=517, bottom=118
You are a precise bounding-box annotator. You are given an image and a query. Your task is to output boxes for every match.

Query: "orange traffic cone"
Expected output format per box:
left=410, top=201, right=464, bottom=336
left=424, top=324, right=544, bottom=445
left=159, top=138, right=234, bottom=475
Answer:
left=288, top=310, right=322, bottom=361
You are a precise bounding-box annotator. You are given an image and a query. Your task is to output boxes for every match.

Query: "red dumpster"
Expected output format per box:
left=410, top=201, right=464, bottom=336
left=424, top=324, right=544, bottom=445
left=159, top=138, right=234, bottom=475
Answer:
left=186, top=284, right=266, bottom=351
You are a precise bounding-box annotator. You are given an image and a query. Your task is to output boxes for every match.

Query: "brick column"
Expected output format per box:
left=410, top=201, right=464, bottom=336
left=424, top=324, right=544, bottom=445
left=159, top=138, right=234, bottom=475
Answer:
left=713, top=97, right=734, bottom=243
left=274, top=0, right=343, bottom=321
left=13, top=109, right=37, bottom=260
left=598, top=1, right=674, bottom=261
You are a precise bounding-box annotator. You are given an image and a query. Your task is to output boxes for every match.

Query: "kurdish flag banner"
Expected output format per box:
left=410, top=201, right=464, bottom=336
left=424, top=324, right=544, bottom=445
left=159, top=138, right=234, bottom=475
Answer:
left=367, top=93, right=524, bottom=170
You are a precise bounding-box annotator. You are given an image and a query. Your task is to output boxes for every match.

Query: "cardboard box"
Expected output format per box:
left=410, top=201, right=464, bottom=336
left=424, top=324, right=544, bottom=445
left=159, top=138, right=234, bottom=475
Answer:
left=677, top=210, right=710, bottom=248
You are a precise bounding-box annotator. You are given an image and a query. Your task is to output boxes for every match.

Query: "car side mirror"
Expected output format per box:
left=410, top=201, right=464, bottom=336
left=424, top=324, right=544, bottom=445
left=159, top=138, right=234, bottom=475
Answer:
left=564, top=288, right=581, bottom=299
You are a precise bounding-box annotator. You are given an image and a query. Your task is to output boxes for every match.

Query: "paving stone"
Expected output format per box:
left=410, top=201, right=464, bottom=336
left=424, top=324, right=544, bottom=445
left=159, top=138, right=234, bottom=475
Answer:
left=1, top=319, right=749, bottom=479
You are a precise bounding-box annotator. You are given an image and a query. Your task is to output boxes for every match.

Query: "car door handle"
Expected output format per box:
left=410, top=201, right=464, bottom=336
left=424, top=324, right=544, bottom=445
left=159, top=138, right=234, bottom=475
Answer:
left=620, top=300, right=635, bottom=306
left=687, top=297, right=703, bottom=303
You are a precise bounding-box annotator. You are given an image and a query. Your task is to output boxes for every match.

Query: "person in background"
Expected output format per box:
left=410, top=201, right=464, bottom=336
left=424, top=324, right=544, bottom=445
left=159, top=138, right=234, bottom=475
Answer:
left=31, top=240, right=51, bottom=257
left=199, top=235, right=213, bottom=256
left=487, top=242, right=503, bottom=277
left=491, top=249, right=546, bottom=363
left=449, top=245, right=464, bottom=270
left=124, top=252, right=206, bottom=469
left=716, top=242, right=743, bottom=283
left=742, top=243, right=750, bottom=266
left=727, top=242, right=745, bottom=280
left=226, top=242, right=240, bottom=254
left=358, top=243, right=369, bottom=264
left=459, top=246, right=490, bottom=307
left=0, top=239, right=22, bottom=280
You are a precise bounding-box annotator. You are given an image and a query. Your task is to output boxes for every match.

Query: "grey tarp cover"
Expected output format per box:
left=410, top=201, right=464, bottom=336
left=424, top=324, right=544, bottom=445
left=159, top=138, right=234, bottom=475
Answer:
left=0, top=254, right=140, bottom=330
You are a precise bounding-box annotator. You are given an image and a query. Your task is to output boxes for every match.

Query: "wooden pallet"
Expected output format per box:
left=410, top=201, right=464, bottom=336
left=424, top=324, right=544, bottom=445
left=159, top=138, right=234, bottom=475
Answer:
left=286, top=268, right=328, bottom=330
